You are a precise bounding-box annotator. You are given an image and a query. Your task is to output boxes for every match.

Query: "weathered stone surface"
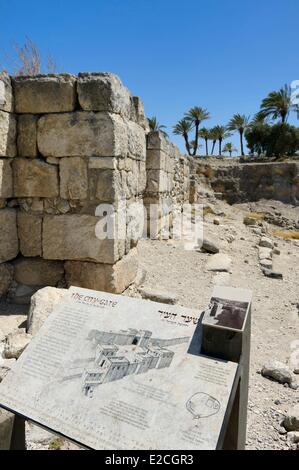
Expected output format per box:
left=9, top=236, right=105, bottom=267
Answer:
left=138, top=287, right=177, bottom=305
left=284, top=404, right=299, bottom=432
left=261, top=360, right=294, bottom=385
left=0, top=263, right=13, bottom=297
left=258, top=247, right=272, bottom=260
left=88, top=157, right=117, bottom=170
left=65, top=247, right=138, bottom=294
left=260, top=259, right=273, bottom=269
left=17, top=212, right=42, bottom=257
left=43, top=214, right=125, bottom=263
left=0, top=111, right=16, bottom=157
left=93, top=169, right=123, bottom=202
left=13, top=74, right=76, bottom=113
left=27, top=286, right=67, bottom=335
left=262, top=268, right=283, bottom=279
left=131, top=96, right=149, bottom=131
left=213, top=272, right=231, bottom=286
left=77, top=72, right=131, bottom=117
left=13, top=257, right=64, bottom=287
left=0, top=408, right=14, bottom=450
left=4, top=330, right=32, bottom=359
left=0, top=72, right=13, bottom=113
left=127, top=121, right=146, bottom=160
left=37, top=112, right=127, bottom=158
left=13, top=159, right=59, bottom=198
left=147, top=131, right=169, bottom=153
left=206, top=253, right=232, bottom=272
left=60, top=157, right=88, bottom=200
left=259, top=236, right=273, bottom=249
left=0, top=159, right=13, bottom=197
left=0, top=209, right=18, bottom=262
left=17, top=114, right=38, bottom=157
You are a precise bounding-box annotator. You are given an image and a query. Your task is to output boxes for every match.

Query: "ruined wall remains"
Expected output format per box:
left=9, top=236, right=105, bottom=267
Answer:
left=0, top=72, right=191, bottom=301
left=144, top=131, right=190, bottom=238
left=0, top=72, right=151, bottom=300
left=193, top=158, right=299, bottom=205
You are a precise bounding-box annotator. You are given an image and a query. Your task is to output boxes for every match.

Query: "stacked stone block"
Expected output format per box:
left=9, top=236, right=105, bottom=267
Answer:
left=0, top=72, right=147, bottom=297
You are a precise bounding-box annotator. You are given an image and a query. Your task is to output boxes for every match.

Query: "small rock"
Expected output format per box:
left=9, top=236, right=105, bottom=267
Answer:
left=258, top=247, right=272, bottom=260
left=0, top=358, right=16, bottom=383
left=262, top=269, right=283, bottom=280
left=261, top=360, right=295, bottom=386
left=273, top=248, right=281, bottom=255
left=138, top=287, right=177, bottom=305
left=259, top=236, right=273, bottom=249
left=200, top=238, right=219, bottom=254
left=284, top=404, right=299, bottom=432
left=4, top=331, right=32, bottom=359
left=260, top=259, right=273, bottom=269
left=286, top=431, right=299, bottom=444
left=226, top=235, right=235, bottom=243
left=252, top=228, right=262, bottom=235
left=244, top=216, right=257, bottom=226
left=213, top=218, right=220, bottom=225
left=206, top=253, right=232, bottom=272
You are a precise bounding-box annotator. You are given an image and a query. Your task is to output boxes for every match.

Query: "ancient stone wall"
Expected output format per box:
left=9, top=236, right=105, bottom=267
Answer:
left=193, top=159, right=299, bottom=205
left=144, top=131, right=190, bottom=237
left=0, top=72, right=151, bottom=299
left=0, top=72, right=190, bottom=301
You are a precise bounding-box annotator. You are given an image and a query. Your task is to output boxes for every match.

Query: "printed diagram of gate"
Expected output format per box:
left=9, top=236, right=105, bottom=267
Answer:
left=61, top=328, right=190, bottom=397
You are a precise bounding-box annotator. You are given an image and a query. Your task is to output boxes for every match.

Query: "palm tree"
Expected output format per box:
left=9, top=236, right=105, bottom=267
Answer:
left=199, top=128, right=210, bottom=156
left=209, top=127, right=218, bottom=155
left=259, top=84, right=298, bottom=123
left=148, top=116, right=168, bottom=137
left=227, top=114, right=250, bottom=156
left=213, top=125, right=232, bottom=156
left=223, top=142, right=238, bottom=157
left=185, top=106, right=210, bottom=156
left=173, top=119, right=193, bottom=156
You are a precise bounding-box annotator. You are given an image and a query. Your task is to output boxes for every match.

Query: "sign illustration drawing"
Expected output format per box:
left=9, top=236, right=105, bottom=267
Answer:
left=61, top=328, right=190, bottom=397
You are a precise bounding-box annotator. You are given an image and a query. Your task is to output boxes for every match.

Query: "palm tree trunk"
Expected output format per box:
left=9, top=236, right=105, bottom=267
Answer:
left=240, top=130, right=244, bottom=156
left=211, top=140, right=216, bottom=155
left=183, top=133, right=191, bottom=156
left=229, top=151, right=232, bottom=157
left=219, top=139, right=222, bottom=156
left=193, top=122, right=199, bottom=156
left=205, top=138, right=209, bottom=156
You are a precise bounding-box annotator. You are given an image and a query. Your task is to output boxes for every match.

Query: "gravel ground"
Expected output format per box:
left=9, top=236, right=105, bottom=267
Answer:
left=137, top=198, right=299, bottom=450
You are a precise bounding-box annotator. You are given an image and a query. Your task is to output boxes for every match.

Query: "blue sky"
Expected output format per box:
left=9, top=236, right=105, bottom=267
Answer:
left=1, top=0, right=298, bottom=154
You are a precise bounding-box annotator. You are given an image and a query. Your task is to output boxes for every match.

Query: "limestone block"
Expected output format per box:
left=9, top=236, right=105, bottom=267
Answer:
left=37, top=112, right=127, bottom=158
left=146, top=169, right=168, bottom=193
left=13, top=257, right=64, bottom=286
left=131, top=96, right=149, bottom=131
left=0, top=209, right=18, bottom=262
left=138, top=287, right=177, bottom=305
left=27, top=286, right=67, bottom=336
left=93, top=169, right=123, bottom=202
left=17, top=114, right=38, bottom=157
left=17, top=212, right=42, bottom=257
left=88, top=157, right=117, bottom=170
left=13, top=74, right=76, bottom=113
left=0, top=111, right=16, bottom=157
left=60, top=157, right=88, bottom=200
left=146, top=149, right=166, bottom=170
left=13, top=159, right=59, bottom=198
left=0, top=159, right=13, bottom=197
left=147, top=131, right=170, bottom=154
left=43, top=214, right=125, bottom=263
left=0, top=72, right=13, bottom=112
left=65, top=247, right=138, bottom=294
left=0, top=263, right=13, bottom=296
left=77, top=72, right=131, bottom=118
left=127, top=120, right=146, bottom=160
left=0, top=409, right=14, bottom=450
